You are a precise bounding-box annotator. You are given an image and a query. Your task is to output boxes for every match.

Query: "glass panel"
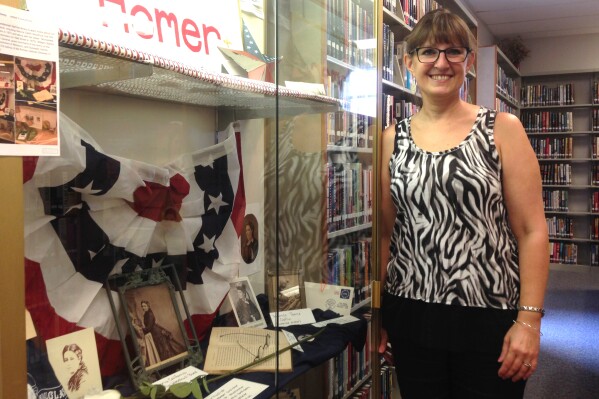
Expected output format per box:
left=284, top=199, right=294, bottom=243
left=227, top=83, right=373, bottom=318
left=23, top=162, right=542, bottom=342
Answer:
left=16, top=1, right=377, bottom=398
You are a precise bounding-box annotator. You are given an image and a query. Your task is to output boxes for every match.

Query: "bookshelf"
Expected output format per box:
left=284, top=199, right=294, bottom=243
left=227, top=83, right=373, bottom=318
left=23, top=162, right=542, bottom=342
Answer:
left=521, top=71, right=599, bottom=269
left=477, top=45, right=521, bottom=116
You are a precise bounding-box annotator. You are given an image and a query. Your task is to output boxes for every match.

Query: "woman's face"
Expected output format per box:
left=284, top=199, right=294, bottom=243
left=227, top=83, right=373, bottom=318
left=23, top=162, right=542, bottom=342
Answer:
left=245, top=224, right=253, bottom=241
left=406, top=41, right=473, bottom=99
left=141, top=302, right=149, bottom=312
left=63, top=350, right=79, bottom=375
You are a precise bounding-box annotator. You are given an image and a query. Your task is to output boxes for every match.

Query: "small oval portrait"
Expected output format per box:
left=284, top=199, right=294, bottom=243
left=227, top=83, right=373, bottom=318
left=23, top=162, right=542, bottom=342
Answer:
left=241, top=214, right=259, bottom=264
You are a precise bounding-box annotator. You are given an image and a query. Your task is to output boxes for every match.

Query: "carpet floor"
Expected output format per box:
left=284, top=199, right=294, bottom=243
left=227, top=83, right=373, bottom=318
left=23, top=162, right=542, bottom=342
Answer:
left=523, top=266, right=599, bottom=399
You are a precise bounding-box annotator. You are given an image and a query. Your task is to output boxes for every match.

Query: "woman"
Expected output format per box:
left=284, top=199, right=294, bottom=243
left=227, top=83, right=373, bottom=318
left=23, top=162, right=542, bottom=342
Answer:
left=62, top=343, right=88, bottom=392
left=131, top=312, right=160, bottom=367
left=379, top=9, right=549, bottom=398
left=141, top=300, right=185, bottom=363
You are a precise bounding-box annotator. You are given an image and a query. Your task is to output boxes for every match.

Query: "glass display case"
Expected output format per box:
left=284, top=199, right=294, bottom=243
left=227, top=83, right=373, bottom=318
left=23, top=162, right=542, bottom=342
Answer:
left=0, top=0, right=381, bottom=398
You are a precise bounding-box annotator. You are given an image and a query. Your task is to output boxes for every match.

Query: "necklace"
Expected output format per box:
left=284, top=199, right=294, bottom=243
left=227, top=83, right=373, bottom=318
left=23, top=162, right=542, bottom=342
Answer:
left=15, top=58, right=53, bottom=83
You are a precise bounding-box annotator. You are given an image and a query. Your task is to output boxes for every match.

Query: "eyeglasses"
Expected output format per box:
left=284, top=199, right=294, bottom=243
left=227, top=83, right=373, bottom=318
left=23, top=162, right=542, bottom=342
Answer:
left=410, top=47, right=471, bottom=63
left=234, top=333, right=271, bottom=362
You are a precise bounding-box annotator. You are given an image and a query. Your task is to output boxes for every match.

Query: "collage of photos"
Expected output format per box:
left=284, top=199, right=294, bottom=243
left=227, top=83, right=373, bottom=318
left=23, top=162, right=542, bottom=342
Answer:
left=0, top=54, right=57, bottom=146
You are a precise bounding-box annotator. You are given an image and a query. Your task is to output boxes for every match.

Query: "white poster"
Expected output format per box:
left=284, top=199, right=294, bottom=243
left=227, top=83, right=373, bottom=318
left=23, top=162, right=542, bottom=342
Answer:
left=26, top=0, right=243, bottom=73
left=0, top=4, right=59, bottom=156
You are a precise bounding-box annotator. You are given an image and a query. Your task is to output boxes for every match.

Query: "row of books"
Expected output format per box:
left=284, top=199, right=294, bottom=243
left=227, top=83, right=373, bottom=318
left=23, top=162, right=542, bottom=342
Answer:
left=459, top=77, right=473, bottom=103
left=326, top=111, right=373, bottom=149
left=388, top=42, right=417, bottom=92
left=591, top=216, right=599, bottom=240
left=327, top=0, right=375, bottom=68
left=592, top=109, right=599, bottom=131
left=496, top=65, right=520, bottom=103
left=549, top=241, right=577, bottom=264
left=591, top=192, right=599, bottom=212
left=326, top=238, right=372, bottom=305
left=593, top=81, right=599, bottom=104
left=540, top=163, right=572, bottom=185
left=546, top=216, right=574, bottom=239
left=382, top=96, right=419, bottom=128
left=590, top=244, right=599, bottom=266
left=529, top=136, right=573, bottom=158
left=326, top=161, right=373, bottom=232
left=400, top=0, right=441, bottom=28
left=496, top=97, right=518, bottom=115
left=592, top=165, right=599, bottom=185
left=521, top=111, right=574, bottom=133
left=325, top=317, right=372, bottom=399
left=543, top=189, right=568, bottom=211
left=382, top=23, right=395, bottom=83
left=521, top=83, right=575, bottom=107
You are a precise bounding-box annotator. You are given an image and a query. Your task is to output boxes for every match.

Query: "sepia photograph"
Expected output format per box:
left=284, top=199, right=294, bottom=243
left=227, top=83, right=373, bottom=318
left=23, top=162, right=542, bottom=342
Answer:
left=124, top=282, right=188, bottom=371
left=228, top=277, right=266, bottom=328
left=267, top=270, right=305, bottom=313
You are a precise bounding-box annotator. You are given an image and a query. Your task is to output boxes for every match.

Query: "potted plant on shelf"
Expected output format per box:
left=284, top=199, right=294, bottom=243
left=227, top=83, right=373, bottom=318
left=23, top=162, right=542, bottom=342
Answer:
left=497, top=36, right=530, bottom=68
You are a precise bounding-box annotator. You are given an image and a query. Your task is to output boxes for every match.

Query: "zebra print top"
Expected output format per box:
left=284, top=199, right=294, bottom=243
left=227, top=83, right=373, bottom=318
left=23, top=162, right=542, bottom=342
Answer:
left=385, top=107, right=521, bottom=309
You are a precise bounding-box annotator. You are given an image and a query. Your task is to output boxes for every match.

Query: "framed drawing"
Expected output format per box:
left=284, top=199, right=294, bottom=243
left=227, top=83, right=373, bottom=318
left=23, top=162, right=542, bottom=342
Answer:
left=227, top=277, right=267, bottom=328
left=267, top=270, right=305, bottom=313
left=106, top=265, right=203, bottom=386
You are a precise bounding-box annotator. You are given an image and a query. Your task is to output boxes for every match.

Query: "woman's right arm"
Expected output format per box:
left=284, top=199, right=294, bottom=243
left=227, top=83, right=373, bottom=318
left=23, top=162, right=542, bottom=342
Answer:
left=379, top=124, right=397, bottom=285
left=378, top=124, right=398, bottom=354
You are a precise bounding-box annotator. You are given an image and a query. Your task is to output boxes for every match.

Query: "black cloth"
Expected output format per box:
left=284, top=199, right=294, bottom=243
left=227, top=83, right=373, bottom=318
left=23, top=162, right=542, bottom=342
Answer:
left=26, top=340, right=68, bottom=399
left=382, top=293, right=526, bottom=398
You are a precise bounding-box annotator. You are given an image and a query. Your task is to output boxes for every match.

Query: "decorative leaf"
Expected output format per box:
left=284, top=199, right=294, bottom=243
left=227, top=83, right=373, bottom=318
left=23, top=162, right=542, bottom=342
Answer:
left=140, top=383, right=152, bottom=396
left=190, top=380, right=203, bottom=399
left=150, top=385, right=158, bottom=399
left=202, top=378, right=210, bottom=394
left=169, top=383, right=193, bottom=398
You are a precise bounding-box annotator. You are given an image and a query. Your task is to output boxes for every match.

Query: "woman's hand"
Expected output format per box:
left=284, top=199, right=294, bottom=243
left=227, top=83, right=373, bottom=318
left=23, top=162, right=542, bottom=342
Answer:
left=497, top=320, right=541, bottom=381
left=378, top=327, right=389, bottom=354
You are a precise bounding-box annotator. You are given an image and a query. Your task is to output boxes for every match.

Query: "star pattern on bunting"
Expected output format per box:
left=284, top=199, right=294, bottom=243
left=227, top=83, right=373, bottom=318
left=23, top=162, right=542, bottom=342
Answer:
left=208, top=193, right=228, bottom=214
left=198, top=234, right=216, bottom=253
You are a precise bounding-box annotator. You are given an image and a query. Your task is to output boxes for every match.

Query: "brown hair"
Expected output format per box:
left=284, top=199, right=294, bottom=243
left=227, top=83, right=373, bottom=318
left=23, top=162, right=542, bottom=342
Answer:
left=404, top=9, right=477, bottom=54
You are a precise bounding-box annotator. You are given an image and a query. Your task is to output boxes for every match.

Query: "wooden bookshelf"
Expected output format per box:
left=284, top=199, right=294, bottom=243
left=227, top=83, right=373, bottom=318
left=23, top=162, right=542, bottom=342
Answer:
left=521, top=70, right=599, bottom=267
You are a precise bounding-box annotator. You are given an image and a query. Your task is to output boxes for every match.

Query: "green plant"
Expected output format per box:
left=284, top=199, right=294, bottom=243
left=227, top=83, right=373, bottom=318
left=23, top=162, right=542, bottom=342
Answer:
left=497, top=36, right=530, bottom=67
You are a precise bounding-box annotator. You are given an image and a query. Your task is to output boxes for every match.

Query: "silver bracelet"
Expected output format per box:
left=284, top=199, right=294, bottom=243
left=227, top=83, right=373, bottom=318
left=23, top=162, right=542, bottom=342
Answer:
left=517, top=305, right=545, bottom=317
left=513, top=319, right=543, bottom=336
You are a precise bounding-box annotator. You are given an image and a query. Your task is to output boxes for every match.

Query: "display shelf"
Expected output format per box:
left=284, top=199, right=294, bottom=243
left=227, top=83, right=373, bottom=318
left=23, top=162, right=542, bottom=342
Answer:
left=60, top=42, right=341, bottom=124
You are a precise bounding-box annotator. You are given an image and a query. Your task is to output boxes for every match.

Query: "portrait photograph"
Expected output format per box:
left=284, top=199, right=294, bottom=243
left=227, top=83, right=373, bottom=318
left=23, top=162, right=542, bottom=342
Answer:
left=228, top=277, right=266, bottom=328
left=46, top=328, right=103, bottom=399
left=123, top=282, right=189, bottom=371
left=267, top=270, right=305, bottom=313
left=240, top=213, right=259, bottom=264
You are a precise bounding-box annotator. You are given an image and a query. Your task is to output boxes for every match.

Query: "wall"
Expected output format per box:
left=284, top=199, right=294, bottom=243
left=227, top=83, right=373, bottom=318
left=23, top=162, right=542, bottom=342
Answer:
left=520, top=33, right=599, bottom=75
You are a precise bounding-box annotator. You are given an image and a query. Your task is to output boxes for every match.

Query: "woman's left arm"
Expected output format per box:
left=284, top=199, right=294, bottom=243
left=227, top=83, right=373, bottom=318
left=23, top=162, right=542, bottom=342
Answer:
left=494, top=112, right=549, bottom=382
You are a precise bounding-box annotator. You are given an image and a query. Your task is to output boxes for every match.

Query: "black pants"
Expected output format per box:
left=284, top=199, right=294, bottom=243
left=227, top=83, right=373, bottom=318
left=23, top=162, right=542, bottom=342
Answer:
left=382, top=294, right=526, bottom=399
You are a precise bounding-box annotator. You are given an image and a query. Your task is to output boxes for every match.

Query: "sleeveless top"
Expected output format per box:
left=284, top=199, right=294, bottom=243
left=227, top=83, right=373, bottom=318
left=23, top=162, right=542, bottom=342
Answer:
left=385, top=107, right=520, bottom=309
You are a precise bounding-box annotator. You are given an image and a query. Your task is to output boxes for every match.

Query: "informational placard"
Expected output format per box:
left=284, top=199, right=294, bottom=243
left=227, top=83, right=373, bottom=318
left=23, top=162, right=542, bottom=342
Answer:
left=269, top=308, right=316, bottom=328
left=26, top=0, right=243, bottom=73
left=0, top=4, right=60, bottom=156
left=205, top=378, right=268, bottom=399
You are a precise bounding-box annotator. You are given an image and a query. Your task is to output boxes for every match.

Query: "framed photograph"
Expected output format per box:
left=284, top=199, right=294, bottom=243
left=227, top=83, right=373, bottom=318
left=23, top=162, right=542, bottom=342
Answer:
left=106, top=266, right=203, bottom=386
left=267, top=270, right=305, bottom=313
left=227, top=277, right=267, bottom=328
